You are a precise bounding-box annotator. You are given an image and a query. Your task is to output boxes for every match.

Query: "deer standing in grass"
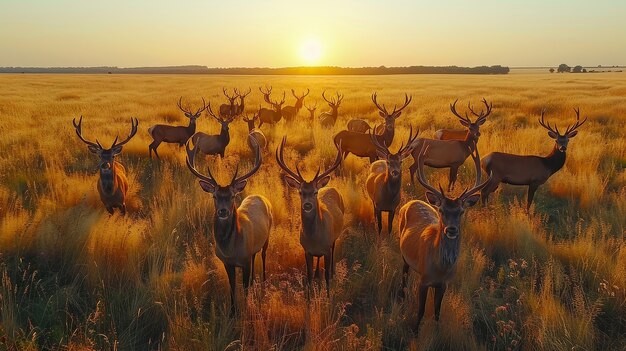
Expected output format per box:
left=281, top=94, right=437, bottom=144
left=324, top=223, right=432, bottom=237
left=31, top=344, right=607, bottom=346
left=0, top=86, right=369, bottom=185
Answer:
left=191, top=103, right=238, bottom=158
left=72, top=116, right=138, bottom=215
left=408, top=99, right=491, bottom=191
left=276, top=137, right=344, bottom=296
left=334, top=93, right=412, bottom=163
left=480, top=109, right=586, bottom=210
left=234, top=87, right=251, bottom=115
left=219, top=88, right=239, bottom=117
left=319, top=91, right=344, bottom=128
left=258, top=90, right=286, bottom=127
left=282, top=89, right=310, bottom=122
left=399, top=143, right=489, bottom=329
left=148, top=97, right=207, bottom=159
left=186, top=136, right=271, bottom=316
left=242, top=109, right=267, bottom=150
left=434, top=98, right=491, bottom=140
left=366, top=126, right=419, bottom=235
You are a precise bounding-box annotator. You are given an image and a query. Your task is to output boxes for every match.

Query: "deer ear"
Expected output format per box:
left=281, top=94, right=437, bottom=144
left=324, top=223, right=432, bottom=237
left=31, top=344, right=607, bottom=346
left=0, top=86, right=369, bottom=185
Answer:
left=392, top=111, right=402, bottom=119
left=566, top=130, right=578, bottom=138
left=111, top=145, right=123, bottom=155
left=375, top=149, right=388, bottom=160
left=283, top=175, right=300, bottom=189
left=199, top=180, right=217, bottom=193
left=476, top=118, right=487, bottom=126
left=379, top=111, right=386, bottom=118
left=87, top=145, right=101, bottom=154
left=315, top=175, right=331, bottom=189
left=547, top=131, right=558, bottom=139
left=459, top=120, right=470, bottom=127
left=425, top=191, right=442, bottom=207
left=233, top=180, right=247, bottom=193
left=462, top=194, right=481, bottom=208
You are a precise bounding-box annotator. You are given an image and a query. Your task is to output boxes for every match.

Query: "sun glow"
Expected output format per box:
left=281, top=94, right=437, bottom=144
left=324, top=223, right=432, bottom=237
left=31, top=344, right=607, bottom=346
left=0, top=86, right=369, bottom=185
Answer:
left=300, top=38, right=323, bottom=65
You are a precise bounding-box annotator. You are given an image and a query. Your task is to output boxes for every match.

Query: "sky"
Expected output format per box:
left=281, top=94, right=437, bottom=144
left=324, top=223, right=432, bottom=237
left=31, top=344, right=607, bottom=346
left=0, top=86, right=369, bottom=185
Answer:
left=1, top=0, right=625, bottom=68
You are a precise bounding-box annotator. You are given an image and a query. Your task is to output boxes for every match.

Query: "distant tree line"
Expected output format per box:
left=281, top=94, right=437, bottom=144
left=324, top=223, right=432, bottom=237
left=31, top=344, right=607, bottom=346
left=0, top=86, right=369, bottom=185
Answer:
left=550, top=64, right=586, bottom=73
left=0, top=65, right=510, bottom=75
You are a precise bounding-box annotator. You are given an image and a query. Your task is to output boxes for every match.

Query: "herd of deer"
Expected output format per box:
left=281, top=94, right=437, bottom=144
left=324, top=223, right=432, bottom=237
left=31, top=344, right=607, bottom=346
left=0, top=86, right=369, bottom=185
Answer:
left=71, top=86, right=586, bottom=329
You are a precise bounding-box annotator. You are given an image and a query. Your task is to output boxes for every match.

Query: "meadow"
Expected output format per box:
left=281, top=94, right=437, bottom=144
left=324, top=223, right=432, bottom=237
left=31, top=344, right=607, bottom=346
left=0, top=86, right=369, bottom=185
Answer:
left=0, top=72, right=625, bottom=350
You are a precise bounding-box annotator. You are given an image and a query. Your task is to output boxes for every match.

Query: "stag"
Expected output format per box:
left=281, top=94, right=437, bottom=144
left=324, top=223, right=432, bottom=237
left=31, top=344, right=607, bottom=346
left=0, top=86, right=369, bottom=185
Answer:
left=186, top=136, right=271, bottom=315
left=72, top=116, right=138, bottom=215
left=319, top=91, right=344, bottom=128
left=242, top=109, right=267, bottom=150
left=282, top=88, right=310, bottom=122
left=258, top=91, right=286, bottom=127
left=480, top=109, right=586, bottom=210
left=399, top=143, right=489, bottom=329
left=219, top=88, right=239, bottom=117
left=408, top=100, right=484, bottom=191
left=334, top=93, right=412, bottom=163
left=234, top=87, right=252, bottom=115
left=276, top=137, right=344, bottom=296
left=305, top=101, right=317, bottom=121
left=191, top=103, right=238, bottom=158
left=366, top=126, right=419, bottom=235
left=434, top=98, right=492, bottom=140
left=148, top=97, right=207, bottom=159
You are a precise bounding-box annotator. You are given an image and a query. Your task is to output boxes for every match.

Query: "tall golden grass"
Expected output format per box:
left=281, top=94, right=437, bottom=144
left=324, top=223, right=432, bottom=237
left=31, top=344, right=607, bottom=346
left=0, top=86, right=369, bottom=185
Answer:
left=0, top=72, right=625, bottom=350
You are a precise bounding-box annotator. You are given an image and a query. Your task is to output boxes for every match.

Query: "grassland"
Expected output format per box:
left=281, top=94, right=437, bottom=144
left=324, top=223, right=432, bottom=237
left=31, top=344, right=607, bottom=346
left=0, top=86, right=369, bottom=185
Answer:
left=0, top=73, right=625, bottom=350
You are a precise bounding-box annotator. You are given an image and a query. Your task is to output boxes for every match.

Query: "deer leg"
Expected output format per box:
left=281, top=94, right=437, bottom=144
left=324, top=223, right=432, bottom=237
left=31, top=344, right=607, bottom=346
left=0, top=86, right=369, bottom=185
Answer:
left=417, top=284, right=428, bottom=329
left=250, top=253, right=256, bottom=286
left=527, top=183, right=539, bottom=211
left=324, top=253, right=332, bottom=298
left=262, top=239, right=268, bottom=282
left=448, top=166, right=459, bottom=192
left=375, top=208, right=383, bottom=235
left=224, top=263, right=237, bottom=317
left=242, top=260, right=251, bottom=294
left=105, top=206, right=114, bottom=215
left=481, top=178, right=499, bottom=205
left=387, top=210, right=396, bottom=236
left=434, top=283, right=447, bottom=321
left=331, top=243, right=336, bottom=278
left=305, top=253, right=314, bottom=290
left=314, top=256, right=321, bottom=279
left=409, top=159, right=418, bottom=185
left=120, top=204, right=126, bottom=216
left=149, top=141, right=161, bottom=159
left=398, top=260, right=410, bottom=300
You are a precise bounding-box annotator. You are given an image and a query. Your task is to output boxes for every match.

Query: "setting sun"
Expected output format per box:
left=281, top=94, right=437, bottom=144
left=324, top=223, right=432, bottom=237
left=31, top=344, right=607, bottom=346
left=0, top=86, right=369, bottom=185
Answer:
left=300, top=38, right=322, bottom=65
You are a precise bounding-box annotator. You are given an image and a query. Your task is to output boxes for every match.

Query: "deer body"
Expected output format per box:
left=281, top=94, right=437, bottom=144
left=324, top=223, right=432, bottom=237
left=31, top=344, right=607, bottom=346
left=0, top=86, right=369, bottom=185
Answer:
left=319, top=91, right=343, bottom=128
left=258, top=90, right=286, bottom=127
left=191, top=103, right=237, bottom=158
left=282, top=89, right=309, bottom=122
left=243, top=113, right=267, bottom=150
left=347, top=119, right=372, bottom=133
left=433, top=129, right=467, bottom=140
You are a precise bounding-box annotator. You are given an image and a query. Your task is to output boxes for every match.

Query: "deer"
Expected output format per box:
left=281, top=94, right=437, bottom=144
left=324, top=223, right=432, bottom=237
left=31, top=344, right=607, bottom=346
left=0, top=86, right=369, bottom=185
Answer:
left=148, top=97, right=207, bottom=159
left=281, top=88, right=310, bottom=122
left=186, top=135, right=272, bottom=316
left=319, top=91, right=344, bottom=128
left=219, top=88, right=239, bottom=117
left=408, top=100, right=484, bottom=191
left=234, top=87, right=252, bottom=115
left=398, top=143, right=489, bottom=330
left=305, top=101, right=317, bottom=121
left=434, top=98, right=492, bottom=140
left=258, top=91, right=286, bottom=128
left=366, top=126, right=419, bottom=236
left=72, top=116, right=138, bottom=215
left=242, top=109, right=267, bottom=150
left=191, top=103, right=238, bottom=158
left=333, top=93, right=412, bottom=163
left=480, top=108, right=586, bottom=210
left=275, top=137, right=344, bottom=296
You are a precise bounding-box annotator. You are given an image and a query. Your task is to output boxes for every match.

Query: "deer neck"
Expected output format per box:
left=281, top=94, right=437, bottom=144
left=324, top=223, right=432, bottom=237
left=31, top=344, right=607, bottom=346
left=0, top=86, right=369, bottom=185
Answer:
left=383, top=126, right=394, bottom=146
left=544, top=144, right=567, bottom=174
left=384, top=171, right=401, bottom=199
left=187, top=119, right=197, bottom=135
left=99, top=162, right=118, bottom=196
left=219, top=125, right=230, bottom=144
left=435, top=223, right=460, bottom=269
left=213, top=206, right=238, bottom=250
left=301, top=200, right=323, bottom=237
left=247, top=121, right=255, bottom=132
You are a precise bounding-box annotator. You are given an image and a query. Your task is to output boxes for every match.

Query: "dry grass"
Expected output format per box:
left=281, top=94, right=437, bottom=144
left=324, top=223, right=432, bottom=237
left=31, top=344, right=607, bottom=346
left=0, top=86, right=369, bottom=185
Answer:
left=0, top=72, right=625, bottom=350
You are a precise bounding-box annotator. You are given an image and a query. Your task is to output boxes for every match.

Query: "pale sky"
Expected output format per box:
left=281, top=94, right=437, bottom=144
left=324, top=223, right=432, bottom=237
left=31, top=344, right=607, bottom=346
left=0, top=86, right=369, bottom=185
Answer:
left=1, top=0, right=625, bottom=67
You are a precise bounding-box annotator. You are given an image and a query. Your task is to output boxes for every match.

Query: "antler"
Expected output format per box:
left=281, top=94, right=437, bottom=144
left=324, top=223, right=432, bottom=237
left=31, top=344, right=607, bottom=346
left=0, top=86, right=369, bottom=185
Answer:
left=177, top=97, right=207, bottom=117
left=206, top=103, right=223, bottom=123
left=237, top=87, right=252, bottom=98
left=305, top=100, right=317, bottom=110
left=398, top=126, right=420, bottom=159
left=322, top=91, right=337, bottom=105
left=231, top=136, right=262, bottom=186
left=110, top=117, right=139, bottom=150
left=369, top=125, right=389, bottom=158
left=272, top=91, right=286, bottom=105
left=564, top=108, right=587, bottom=135
left=185, top=141, right=217, bottom=187
left=416, top=144, right=444, bottom=199
left=72, top=116, right=102, bottom=150
left=450, top=99, right=472, bottom=124
left=259, top=85, right=272, bottom=103
left=371, top=92, right=388, bottom=115
left=467, top=98, right=492, bottom=123
left=458, top=144, right=491, bottom=201
left=390, top=94, right=412, bottom=116
left=538, top=109, right=560, bottom=135
left=313, top=140, right=343, bottom=182
left=276, top=136, right=305, bottom=184
left=222, top=87, right=238, bottom=101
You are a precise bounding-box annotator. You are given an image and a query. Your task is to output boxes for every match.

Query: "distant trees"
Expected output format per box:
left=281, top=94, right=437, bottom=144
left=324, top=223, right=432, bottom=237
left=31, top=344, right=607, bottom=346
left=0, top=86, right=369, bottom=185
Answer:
left=553, top=63, right=589, bottom=74
left=557, top=64, right=571, bottom=73
left=549, top=68, right=555, bottom=73
left=573, top=65, right=583, bottom=73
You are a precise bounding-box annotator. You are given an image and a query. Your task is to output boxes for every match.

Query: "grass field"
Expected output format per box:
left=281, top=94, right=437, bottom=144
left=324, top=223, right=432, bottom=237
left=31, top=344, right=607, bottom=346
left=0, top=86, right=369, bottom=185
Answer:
left=0, top=73, right=625, bottom=350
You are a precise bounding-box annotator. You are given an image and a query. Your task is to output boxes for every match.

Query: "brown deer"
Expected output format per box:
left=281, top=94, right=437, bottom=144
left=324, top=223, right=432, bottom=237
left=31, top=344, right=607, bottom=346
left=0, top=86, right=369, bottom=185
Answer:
left=186, top=136, right=271, bottom=316
left=434, top=98, right=492, bottom=140
left=242, top=109, right=267, bottom=150
left=282, top=88, right=310, bottom=122
left=305, top=101, right=317, bottom=121
left=480, top=109, right=586, bottom=210
left=219, top=88, right=239, bottom=117
left=319, top=91, right=344, bottom=128
left=276, top=137, right=344, bottom=296
left=72, top=116, right=138, bottom=215
left=347, top=119, right=372, bottom=133
left=148, top=97, right=207, bottom=159
left=366, top=126, right=419, bottom=235
left=399, top=143, right=489, bottom=329
left=258, top=91, right=286, bottom=128
left=234, top=87, right=252, bottom=115
left=191, top=103, right=238, bottom=158
left=333, top=93, right=412, bottom=163
left=408, top=100, right=484, bottom=191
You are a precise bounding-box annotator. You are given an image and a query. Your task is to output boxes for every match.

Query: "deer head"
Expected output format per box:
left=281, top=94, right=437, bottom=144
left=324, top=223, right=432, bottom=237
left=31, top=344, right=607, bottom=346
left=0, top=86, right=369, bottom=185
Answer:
left=259, top=85, right=273, bottom=103
left=538, top=108, right=586, bottom=152
left=305, top=101, right=317, bottom=119
left=415, top=143, right=490, bottom=240
left=177, top=97, right=208, bottom=121
left=276, top=137, right=342, bottom=214
left=449, top=98, right=492, bottom=139
left=242, top=109, right=260, bottom=131
left=222, top=88, right=238, bottom=106
left=322, top=91, right=344, bottom=114
left=291, top=88, right=310, bottom=108
left=371, top=126, right=419, bottom=180
left=207, top=103, right=238, bottom=131
left=72, top=116, right=138, bottom=193
left=372, top=93, right=412, bottom=133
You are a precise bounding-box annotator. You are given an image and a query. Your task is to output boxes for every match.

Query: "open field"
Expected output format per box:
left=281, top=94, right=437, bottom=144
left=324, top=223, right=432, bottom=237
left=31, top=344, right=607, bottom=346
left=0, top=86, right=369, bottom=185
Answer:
left=1, top=73, right=625, bottom=350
